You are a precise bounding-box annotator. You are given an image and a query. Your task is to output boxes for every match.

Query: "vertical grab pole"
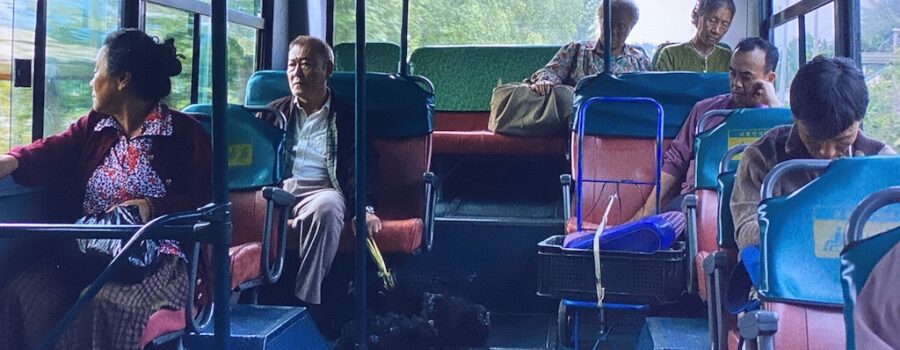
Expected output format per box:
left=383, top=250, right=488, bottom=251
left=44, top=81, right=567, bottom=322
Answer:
left=654, top=103, right=663, bottom=214
left=211, top=0, right=232, bottom=349
left=354, top=0, right=369, bottom=348
left=602, top=0, right=612, bottom=74
left=400, top=0, right=409, bottom=75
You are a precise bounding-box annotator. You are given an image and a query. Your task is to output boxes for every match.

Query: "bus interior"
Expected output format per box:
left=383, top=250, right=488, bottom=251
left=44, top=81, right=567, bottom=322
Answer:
left=0, top=0, right=898, bottom=349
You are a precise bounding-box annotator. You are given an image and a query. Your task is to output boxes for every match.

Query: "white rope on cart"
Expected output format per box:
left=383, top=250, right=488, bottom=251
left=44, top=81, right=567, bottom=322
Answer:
left=593, top=193, right=618, bottom=308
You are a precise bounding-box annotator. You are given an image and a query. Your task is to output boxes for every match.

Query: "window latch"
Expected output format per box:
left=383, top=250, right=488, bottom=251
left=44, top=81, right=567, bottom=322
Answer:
left=14, top=59, right=32, bottom=88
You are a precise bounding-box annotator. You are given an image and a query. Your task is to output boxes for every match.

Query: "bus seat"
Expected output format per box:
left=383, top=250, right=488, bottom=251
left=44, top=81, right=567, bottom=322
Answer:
left=244, top=70, right=437, bottom=254
left=182, top=104, right=291, bottom=292
left=687, top=108, right=792, bottom=299
left=567, top=72, right=729, bottom=230
left=704, top=146, right=746, bottom=350
left=408, top=45, right=568, bottom=157
left=333, top=42, right=401, bottom=73
left=840, top=187, right=900, bottom=350
left=739, top=156, right=900, bottom=349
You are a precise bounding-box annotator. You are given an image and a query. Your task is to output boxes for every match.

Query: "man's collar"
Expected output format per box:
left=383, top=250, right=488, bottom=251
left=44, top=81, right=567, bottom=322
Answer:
left=293, top=88, right=331, bottom=115
left=784, top=124, right=811, bottom=158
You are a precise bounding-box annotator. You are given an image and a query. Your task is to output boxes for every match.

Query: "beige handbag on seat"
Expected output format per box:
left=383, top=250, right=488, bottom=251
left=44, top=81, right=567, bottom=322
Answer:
left=488, top=83, right=574, bottom=137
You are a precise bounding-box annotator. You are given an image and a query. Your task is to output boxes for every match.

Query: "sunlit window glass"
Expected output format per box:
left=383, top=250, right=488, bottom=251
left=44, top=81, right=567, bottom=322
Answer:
left=0, top=0, right=36, bottom=152
left=44, top=0, right=118, bottom=136
left=145, top=3, right=195, bottom=110
left=860, top=0, right=899, bottom=150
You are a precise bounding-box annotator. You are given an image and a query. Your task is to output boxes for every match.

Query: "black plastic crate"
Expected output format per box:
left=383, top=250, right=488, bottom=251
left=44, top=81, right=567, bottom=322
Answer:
left=537, top=235, right=687, bottom=304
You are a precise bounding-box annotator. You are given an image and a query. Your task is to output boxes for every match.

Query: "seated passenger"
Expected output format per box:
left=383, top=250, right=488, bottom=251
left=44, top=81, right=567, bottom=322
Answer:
left=731, top=56, right=895, bottom=249
left=0, top=29, right=211, bottom=349
left=259, top=35, right=381, bottom=305
left=529, top=0, right=650, bottom=95
left=631, top=37, right=781, bottom=221
left=653, top=0, right=735, bottom=72
left=854, top=243, right=900, bottom=349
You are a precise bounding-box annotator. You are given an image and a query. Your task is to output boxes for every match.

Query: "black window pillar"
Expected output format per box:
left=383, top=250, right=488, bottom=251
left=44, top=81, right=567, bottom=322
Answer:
left=834, top=0, right=861, bottom=65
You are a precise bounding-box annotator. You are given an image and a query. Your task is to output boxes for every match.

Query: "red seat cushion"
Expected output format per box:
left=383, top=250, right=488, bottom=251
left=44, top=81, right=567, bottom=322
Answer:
left=139, top=309, right=185, bottom=349
left=433, top=130, right=567, bottom=157
left=694, top=189, right=719, bottom=254
left=338, top=218, right=424, bottom=254
left=572, top=136, right=673, bottom=227
left=433, top=111, right=491, bottom=132
left=696, top=251, right=711, bottom=301
left=229, top=242, right=262, bottom=290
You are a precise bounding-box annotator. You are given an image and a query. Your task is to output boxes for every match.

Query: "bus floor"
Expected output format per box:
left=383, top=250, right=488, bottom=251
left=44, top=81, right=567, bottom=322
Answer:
left=255, top=217, right=707, bottom=349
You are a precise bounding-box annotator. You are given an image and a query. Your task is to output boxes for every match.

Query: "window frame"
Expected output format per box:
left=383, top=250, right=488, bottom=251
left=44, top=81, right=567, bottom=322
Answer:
left=21, top=0, right=271, bottom=143
left=761, top=0, right=862, bottom=66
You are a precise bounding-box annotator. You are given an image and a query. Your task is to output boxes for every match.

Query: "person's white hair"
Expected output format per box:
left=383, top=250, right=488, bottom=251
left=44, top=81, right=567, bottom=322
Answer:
left=597, top=0, right=640, bottom=27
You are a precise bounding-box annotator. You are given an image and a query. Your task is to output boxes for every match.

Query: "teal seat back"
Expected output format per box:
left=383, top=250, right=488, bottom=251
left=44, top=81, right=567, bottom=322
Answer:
left=841, top=227, right=900, bottom=349
left=574, top=72, right=729, bottom=138
left=182, top=103, right=285, bottom=190
left=758, top=156, right=900, bottom=305
left=694, top=108, right=792, bottom=189
left=244, top=70, right=434, bottom=138
left=333, top=42, right=401, bottom=73
left=408, top=45, right=560, bottom=111
left=716, top=170, right=738, bottom=248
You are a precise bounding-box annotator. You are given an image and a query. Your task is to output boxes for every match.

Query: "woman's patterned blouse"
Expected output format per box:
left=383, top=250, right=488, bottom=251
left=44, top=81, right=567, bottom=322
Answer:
left=83, top=104, right=182, bottom=257
left=530, top=40, right=652, bottom=86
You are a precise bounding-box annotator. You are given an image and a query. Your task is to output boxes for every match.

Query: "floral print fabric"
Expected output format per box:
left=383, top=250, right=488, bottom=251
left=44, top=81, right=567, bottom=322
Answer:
left=84, top=104, right=182, bottom=257
left=530, top=40, right=652, bottom=86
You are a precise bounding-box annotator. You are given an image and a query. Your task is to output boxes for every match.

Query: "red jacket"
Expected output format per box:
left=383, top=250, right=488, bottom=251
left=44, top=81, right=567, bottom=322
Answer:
left=7, top=108, right=212, bottom=220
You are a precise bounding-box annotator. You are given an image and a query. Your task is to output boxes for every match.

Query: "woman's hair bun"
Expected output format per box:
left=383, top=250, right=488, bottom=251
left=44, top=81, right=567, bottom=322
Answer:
left=159, top=37, right=183, bottom=77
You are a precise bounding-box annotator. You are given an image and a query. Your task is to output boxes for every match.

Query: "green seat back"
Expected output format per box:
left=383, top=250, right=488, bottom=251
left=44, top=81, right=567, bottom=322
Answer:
left=333, top=42, right=401, bottom=73
left=408, top=45, right=560, bottom=111
left=182, top=103, right=284, bottom=190
left=694, top=108, right=792, bottom=189
left=758, top=156, right=900, bottom=305
left=244, top=70, right=433, bottom=138
left=574, top=72, right=729, bottom=138
left=841, top=227, right=900, bottom=349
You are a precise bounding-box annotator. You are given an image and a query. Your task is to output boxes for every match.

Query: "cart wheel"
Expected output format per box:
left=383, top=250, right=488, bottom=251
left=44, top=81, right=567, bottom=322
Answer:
left=558, top=300, right=574, bottom=348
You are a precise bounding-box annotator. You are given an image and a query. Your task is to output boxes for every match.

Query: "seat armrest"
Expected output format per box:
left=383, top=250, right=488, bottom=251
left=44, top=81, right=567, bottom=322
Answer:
left=423, top=172, right=437, bottom=252
left=682, top=194, right=698, bottom=294
left=262, top=186, right=294, bottom=206
left=260, top=186, right=291, bottom=285
left=738, top=310, right=779, bottom=350
left=560, top=174, right=572, bottom=220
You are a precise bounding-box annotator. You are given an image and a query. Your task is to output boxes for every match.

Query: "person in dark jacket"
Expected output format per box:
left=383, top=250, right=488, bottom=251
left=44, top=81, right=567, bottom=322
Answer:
left=259, top=35, right=380, bottom=305
left=0, top=29, right=211, bottom=350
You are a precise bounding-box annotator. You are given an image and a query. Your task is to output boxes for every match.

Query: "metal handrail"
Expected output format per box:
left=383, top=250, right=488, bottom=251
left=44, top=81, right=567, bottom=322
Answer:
left=845, top=186, right=900, bottom=244
left=696, top=109, right=732, bottom=136
left=760, top=159, right=831, bottom=200
left=719, top=144, right=749, bottom=175
left=35, top=205, right=222, bottom=350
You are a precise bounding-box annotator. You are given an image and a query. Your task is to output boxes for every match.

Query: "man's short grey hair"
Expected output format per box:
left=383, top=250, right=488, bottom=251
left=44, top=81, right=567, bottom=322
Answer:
left=597, top=0, right=640, bottom=26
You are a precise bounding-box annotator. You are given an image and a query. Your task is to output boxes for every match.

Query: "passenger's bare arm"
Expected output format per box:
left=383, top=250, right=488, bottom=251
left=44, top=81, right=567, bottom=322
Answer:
left=0, top=155, right=19, bottom=180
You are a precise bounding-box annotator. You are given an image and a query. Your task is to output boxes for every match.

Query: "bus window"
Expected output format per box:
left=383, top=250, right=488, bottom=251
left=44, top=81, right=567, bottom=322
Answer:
left=332, top=0, right=719, bottom=59
left=773, top=0, right=804, bottom=12
left=0, top=0, right=36, bottom=153
left=145, top=3, right=196, bottom=110
left=804, top=2, right=834, bottom=59
left=143, top=1, right=261, bottom=107
left=773, top=19, right=800, bottom=102
left=44, top=0, right=119, bottom=136
left=860, top=0, right=899, bottom=150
